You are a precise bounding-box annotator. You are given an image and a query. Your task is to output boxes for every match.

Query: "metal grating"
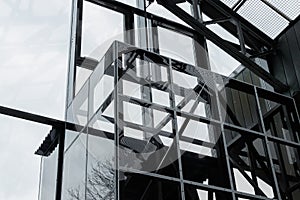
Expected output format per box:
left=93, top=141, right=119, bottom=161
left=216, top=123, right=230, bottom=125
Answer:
left=237, top=0, right=289, bottom=39
left=265, top=0, right=300, bottom=20
left=220, top=0, right=240, bottom=8
left=219, top=0, right=300, bottom=39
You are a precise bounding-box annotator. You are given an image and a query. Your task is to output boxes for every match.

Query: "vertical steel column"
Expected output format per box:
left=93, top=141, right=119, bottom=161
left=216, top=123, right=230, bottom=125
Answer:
left=66, top=0, right=83, bottom=108
left=254, top=86, right=282, bottom=200
left=55, top=127, right=66, bottom=200
left=192, top=0, right=211, bottom=70
left=114, top=42, right=120, bottom=200
left=167, top=58, right=186, bottom=200
left=215, top=90, right=237, bottom=200
left=235, top=20, right=246, bottom=55
left=66, top=0, right=78, bottom=107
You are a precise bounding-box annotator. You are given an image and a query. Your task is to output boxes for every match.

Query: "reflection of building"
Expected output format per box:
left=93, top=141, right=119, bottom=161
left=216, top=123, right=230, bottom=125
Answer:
left=36, top=1, right=300, bottom=200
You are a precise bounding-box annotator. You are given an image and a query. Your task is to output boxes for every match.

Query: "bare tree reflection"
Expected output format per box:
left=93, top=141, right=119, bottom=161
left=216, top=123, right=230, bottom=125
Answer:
left=68, top=160, right=114, bottom=200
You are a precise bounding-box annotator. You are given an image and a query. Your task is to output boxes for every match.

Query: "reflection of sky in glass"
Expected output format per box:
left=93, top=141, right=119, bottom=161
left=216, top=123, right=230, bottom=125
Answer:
left=0, top=0, right=274, bottom=199
left=0, top=0, right=72, bottom=199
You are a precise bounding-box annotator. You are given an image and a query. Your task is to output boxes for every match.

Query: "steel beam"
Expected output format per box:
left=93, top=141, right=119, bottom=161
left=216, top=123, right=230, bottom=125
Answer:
left=202, top=0, right=274, bottom=49
left=157, top=0, right=289, bottom=92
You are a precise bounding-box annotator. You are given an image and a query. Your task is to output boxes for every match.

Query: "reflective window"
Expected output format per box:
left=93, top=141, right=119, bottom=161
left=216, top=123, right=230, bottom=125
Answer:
left=158, top=27, right=195, bottom=66
left=120, top=174, right=182, bottom=200
left=61, top=132, right=87, bottom=200
left=39, top=148, right=58, bottom=200
left=82, top=2, right=124, bottom=59
left=86, top=119, right=115, bottom=200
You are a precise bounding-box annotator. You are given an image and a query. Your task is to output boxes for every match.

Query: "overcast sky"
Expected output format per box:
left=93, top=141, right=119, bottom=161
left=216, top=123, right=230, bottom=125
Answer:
left=0, top=1, right=243, bottom=200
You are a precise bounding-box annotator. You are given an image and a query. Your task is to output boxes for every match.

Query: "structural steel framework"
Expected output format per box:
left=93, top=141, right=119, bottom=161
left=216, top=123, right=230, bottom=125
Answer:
left=1, top=1, right=299, bottom=200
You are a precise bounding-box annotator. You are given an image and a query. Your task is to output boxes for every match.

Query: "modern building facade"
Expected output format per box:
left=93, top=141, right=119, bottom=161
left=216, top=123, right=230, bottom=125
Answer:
left=32, top=0, right=300, bottom=200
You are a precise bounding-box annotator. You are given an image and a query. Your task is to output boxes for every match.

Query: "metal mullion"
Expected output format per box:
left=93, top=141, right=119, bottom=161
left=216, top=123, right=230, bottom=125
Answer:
left=267, top=134, right=300, bottom=149
left=122, top=121, right=173, bottom=138
left=167, top=58, right=186, bottom=200
left=113, top=43, right=122, bottom=200
left=229, top=155, right=266, bottom=196
left=216, top=91, right=237, bottom=200
left=119, top=166, right=181, bottom=182
left=124, top=13, right=135, bottom=45
left=183, top=179, right=233, bottom=194
left=119, top=94, right=173, bottom=113
left=72, top=0, right=84, bottom=101
left=55, top=127, right=66, bottom=200
left=282, top=104, right=298, bottom=144
left=66, top=0, right=81, bottom=107
left=246, top=143, right=261, bottom=195
left=224, top=123, right=265, bottom=138
left=279, top=105, right=300, bottom=181
left=235, top=190, right=274, bottom=200
left=139, top=54, right=155, bottom=140
left=254, top=86, right=282, bottom=200
left=270, top=120, right=290, bottom=194
left=176, top=110, right=220, bottom=125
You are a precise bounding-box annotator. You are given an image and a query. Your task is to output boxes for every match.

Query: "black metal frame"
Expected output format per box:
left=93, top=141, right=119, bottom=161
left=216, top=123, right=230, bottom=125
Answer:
left=29, top=0, right=300, bottom=200
left=59, top=39, right=300, bottom=199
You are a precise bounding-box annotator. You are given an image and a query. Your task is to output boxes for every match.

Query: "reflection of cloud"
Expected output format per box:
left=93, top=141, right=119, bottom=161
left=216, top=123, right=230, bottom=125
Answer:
left=207, top=41, right=240, bottom=76
left=0, top=0, right=72, bottom=200
left=0, top=116, right=50, bottom=200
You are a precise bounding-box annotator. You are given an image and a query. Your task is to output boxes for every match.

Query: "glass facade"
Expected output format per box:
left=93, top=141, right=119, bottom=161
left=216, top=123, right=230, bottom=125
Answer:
left=61, top=40, right=300, bottom=199
left=37, top=1, right=300, bottom=200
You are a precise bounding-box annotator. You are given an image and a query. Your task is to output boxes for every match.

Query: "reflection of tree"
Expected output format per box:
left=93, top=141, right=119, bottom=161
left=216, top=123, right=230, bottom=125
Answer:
left=68, top=160, right=114, bottom=200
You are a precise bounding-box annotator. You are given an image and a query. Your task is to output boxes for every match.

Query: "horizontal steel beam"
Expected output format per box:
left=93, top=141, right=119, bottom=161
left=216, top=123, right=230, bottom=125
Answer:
left=157, top=0, right=289, bottom=92
left=202, top=0, right=274, bottom=48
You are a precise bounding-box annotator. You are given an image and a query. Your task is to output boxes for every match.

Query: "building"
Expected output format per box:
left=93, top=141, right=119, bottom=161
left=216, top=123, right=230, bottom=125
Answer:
left=2, top=1, right=300, bottom=200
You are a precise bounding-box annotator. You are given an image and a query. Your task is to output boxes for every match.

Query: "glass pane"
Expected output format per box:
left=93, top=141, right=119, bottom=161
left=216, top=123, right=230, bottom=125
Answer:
left=158, top=27, right=195, bottom=66
left=89, top=55, right=115, bottom=120
left=0, top=116, right=49, bottom=200
left=61, top=132, right=87, bottom=200
left=207, top=41, right=241, bottom=76
left=220, top=82, right=261, bottom=130
left=269, top=141, right=300, bottom=194
left=119, top=101, right=179, bottom=178
left=225, top=129, right=275, bottom=198
left=180, top=120, right=230, bottom=188
left=39, top=148, right=58, bottom=200
left=120, top=174, right=182, bottom=200
left=118, top=50, right=180, bottom=178
left=67, top=80, right=89, bottom=131
left=171, top=61, right=220, bottom=120
left=75, top=66, right=92, bottom=95
left=0, top=0, right=70, bottom=119
left=86, top=118, right=115, bottom=200
left=82, top=2, right=124, bottom=59
left=147, top=1, right=189, bottom=27
left=258, top=88, right=300, bottom=143
left=115, top=0, right=137, bottom=8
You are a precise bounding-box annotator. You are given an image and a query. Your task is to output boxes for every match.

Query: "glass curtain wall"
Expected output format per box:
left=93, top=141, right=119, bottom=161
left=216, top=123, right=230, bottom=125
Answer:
left=61, top=1, right=300, bottom=200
